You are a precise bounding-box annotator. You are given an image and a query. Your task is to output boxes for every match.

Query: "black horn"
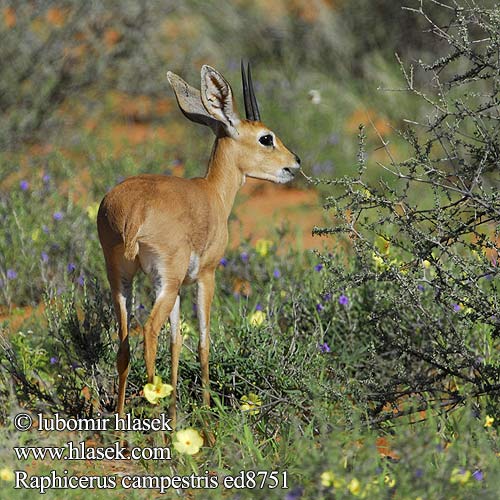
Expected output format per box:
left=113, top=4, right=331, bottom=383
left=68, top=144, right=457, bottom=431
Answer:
left=241, top=61, right=261, bottom=121
left=241, top=61, right=253, bottom=121
left=247, top=63, right=261, bottom=121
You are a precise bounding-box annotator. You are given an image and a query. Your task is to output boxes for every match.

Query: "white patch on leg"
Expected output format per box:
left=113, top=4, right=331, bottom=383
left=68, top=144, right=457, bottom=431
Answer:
left=187, top=252, right=200, bottom=281
left=197, top=281, right=208, bottom=347
left=117, top=292, right=127, bottom=323
left=169, top=295, right=181, bottom=341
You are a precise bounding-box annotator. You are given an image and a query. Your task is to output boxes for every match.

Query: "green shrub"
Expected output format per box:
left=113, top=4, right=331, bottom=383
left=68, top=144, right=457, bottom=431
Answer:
left=314, top=1, right=500, bottom=425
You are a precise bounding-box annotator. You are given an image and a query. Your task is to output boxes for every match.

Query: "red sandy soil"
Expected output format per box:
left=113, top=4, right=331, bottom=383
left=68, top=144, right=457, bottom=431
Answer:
left=231, top=179, right=330, bottom=250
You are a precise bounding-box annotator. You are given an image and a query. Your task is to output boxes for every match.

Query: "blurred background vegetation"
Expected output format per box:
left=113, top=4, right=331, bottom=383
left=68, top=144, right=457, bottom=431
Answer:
left=1, top=0, right=485, bottom=173
left=1, top=1, right=499, bottom=499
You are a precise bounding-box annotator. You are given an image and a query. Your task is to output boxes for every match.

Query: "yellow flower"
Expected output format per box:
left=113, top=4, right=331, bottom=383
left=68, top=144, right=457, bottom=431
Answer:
left=31, top=228, right=41, bottom=242
left=384, top=475, right=396, bottom=487
left=372, top=252, right=386, bottom=271
left=450, top=468, right=471, bottom=485
left=0, top=468, right=14, bottom=482
left=375, top=236, right=390, bottom=255
left=240, top=393, right=262, bottom=415
left=143, top=375, right=173, bottom=404
left=86, top=202, right=100, bottom=221
left=320, top=470, right=344, bottom=488
left=348, top=478, right=361, bottom=496
left=398, top=263, right=409, bottom=274
left=422, top=259, right=431, bottom=269
left=173, top=428, right=203, bottom=455
left=484, top=415, right=495, bottom=428
left=181, top=320, right=195, bottom=339
left=255, top=239, right=273, bottom=257
left=321, top=471, right=335, bottom=487
left=460, top=303, right=473, bottom=315
left=249, top=310, right=266, bottom=326
left=471, top=250, right=485, bottom=261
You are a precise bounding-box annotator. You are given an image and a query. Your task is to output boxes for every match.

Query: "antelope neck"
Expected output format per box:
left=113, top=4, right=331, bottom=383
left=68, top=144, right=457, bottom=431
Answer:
left=205, top=137, right=245, bottom=220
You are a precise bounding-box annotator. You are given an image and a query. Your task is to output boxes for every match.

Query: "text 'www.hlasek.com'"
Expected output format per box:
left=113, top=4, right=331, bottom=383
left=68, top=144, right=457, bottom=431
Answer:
left=10, top=413, right=289, bottom=494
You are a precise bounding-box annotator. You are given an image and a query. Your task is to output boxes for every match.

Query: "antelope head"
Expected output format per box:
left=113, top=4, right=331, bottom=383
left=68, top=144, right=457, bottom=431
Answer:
left=167, top=62, right=301, bottom=184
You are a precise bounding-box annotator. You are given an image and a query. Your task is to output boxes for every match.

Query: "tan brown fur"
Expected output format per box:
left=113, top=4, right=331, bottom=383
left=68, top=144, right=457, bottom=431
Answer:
left=97, top=65, right=300, bottom=427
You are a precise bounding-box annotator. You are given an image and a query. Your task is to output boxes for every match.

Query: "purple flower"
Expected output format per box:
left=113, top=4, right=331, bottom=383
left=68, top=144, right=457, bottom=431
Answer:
left=316, top=303, right=324, bottom=312
left=472, top=470, right=484, bottom=482
left=314, top=263, right=323, bottom=272
left=453, top=303, right=461, bottom=312
left=219, top=257, right=228, bottom=267
left=285, top=486, right=303, bottom=500
left=77, top=275, right=85, bottom=286
left=255, top=303, right=263, bottom=311
left=312, top=160, right=334, bottom=176
left=71, top=362, right=80, bottom=370
left=328, top=133, right=340, bottom=145
left=417, top=285, right=425, bottom=292
left=137, top=303, right=145, bottom=310
left=20, top=180, right=29, bottom=191
left=50, top=356, right=58, bottom=365
left=41, top=252, right=49, bottom=263
left=414, top=468, right=424, bottom=478
left=67, top=263, right=76, bottom=273
left=338, top=294, right=349, bottom=306
left=318, top=342, right=331, bottom=353
left=6, top=269, right=17, bottom=280
left=42, top=225, right=49, bottom=234
left=240, top=252, right=249, bottom=263
left=42, top=173, right=51, bottom=184
left=53, top=211, right=63, bottom=221
left=322, top=293, right=332, bottom=301
left=473, top=356, right=485, bottom=368
left=273, top=268, right=281, bottom=278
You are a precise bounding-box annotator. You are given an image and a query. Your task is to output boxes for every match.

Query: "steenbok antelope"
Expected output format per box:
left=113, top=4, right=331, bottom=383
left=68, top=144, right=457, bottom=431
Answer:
left=97, top=63, right=300, bottom=426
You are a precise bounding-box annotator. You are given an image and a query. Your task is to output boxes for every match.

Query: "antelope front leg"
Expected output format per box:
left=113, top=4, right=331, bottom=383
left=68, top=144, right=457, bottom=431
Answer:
left=169, top=295, right=182, bottom=427
left=144, top=285, right=179, bottom=384
left=197, top=271, right=215, bottom=407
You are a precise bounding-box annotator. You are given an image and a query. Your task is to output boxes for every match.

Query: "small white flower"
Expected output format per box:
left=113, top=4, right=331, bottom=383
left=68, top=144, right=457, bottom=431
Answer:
left=308, top=89, right=321, bottom=105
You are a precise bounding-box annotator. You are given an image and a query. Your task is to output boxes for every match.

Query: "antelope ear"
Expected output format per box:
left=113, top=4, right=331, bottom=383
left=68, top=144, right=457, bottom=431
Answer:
left=167, top=71, right=218, bottom=131
left=200, top=65, right=240, bottom=137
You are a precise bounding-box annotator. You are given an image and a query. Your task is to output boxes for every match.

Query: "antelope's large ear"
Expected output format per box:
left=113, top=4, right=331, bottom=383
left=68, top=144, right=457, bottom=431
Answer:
left=200, top=65, right=240, bottom=137
left=167, top=71, right=218, bottom=131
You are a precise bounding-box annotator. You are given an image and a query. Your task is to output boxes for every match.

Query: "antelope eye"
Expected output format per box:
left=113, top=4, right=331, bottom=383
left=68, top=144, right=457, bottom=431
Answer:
left=259, top=134, right=274, bottom=147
